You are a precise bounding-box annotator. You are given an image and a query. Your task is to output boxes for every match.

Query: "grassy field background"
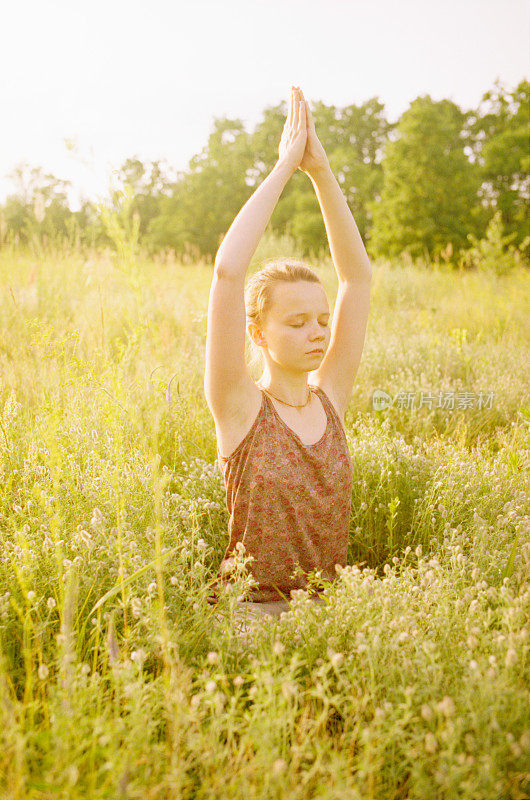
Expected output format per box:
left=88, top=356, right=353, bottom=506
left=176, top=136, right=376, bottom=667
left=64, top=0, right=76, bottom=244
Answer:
left=0, top=234, right=528, bottom=799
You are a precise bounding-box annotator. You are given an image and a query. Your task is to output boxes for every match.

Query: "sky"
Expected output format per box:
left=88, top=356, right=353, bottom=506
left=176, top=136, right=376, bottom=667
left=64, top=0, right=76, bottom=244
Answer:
left=1, top=0, right=528, bottom=211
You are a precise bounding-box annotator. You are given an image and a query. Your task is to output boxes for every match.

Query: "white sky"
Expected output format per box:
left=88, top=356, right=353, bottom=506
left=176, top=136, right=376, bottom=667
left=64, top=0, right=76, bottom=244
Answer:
left=1, top=0, right=528, bottom=210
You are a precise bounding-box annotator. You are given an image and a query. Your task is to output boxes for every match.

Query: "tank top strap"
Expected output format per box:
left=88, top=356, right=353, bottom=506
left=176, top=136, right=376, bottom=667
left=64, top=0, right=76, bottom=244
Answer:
left=309, top=384, right=347, bottom=436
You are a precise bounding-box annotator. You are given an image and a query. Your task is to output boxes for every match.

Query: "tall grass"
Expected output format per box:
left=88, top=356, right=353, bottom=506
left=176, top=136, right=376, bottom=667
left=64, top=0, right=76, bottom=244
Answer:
left=0, top=233, right=528, bottom=799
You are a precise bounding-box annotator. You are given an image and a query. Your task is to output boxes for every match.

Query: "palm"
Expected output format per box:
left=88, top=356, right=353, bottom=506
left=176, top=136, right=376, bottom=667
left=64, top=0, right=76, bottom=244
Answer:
left=297, top=91, right=329, bottom=176
left=299, top=129, right=328, bottom=175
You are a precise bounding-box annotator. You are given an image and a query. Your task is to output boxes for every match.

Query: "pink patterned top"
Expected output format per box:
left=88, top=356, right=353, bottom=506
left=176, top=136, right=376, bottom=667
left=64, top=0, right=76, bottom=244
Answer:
left=206, top=384, right=353, bottom=604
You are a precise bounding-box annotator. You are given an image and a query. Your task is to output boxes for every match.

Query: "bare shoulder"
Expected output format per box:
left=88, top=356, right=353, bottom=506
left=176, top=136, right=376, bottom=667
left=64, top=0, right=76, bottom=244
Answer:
left=310, top=375, right=347, bottom=427
left=207, top=373, right=262, bottom=461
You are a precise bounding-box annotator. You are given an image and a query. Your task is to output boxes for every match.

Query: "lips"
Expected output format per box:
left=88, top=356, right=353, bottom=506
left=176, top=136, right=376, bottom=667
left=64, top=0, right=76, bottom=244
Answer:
left=307, top=349, right=324, bottom=354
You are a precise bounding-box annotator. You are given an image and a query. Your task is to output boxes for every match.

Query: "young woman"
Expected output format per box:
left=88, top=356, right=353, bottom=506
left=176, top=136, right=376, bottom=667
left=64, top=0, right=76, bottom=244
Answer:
left=204, top=86, right=372, bottom=635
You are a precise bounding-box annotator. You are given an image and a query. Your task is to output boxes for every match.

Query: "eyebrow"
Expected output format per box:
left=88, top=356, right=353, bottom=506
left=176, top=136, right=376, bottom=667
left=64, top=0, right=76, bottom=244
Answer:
left=284, top=311, right=330, bottom=320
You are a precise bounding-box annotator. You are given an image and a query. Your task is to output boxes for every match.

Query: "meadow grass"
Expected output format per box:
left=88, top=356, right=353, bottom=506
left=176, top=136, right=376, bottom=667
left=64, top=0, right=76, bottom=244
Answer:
left=0, top=235, right=528, bottom=799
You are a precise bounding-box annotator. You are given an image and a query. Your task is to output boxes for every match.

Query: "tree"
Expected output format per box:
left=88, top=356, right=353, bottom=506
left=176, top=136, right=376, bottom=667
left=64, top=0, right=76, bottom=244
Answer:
left=2, top=162, right=73, bottom=247
left=367, top=95, right=483, bottom=262
left=146, top=118, right=255, bottom=260
left=464, top=78, right=530, bottom=248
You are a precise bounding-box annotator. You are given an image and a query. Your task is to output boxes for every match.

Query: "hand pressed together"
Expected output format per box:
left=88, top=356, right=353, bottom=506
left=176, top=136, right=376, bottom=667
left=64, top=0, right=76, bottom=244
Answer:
left=278, top=86, right=330, bottom=178
left=278, top=86, right=307, bottom=174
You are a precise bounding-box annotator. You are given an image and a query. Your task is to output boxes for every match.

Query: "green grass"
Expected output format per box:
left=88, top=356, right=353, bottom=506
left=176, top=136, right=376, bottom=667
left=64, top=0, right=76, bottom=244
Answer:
left=0, top=235, right=528, bottom=799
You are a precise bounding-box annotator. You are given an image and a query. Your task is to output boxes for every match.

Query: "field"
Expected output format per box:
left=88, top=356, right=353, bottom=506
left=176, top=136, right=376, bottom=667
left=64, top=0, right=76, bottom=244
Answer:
left=0, top=236, right=528, bottom=799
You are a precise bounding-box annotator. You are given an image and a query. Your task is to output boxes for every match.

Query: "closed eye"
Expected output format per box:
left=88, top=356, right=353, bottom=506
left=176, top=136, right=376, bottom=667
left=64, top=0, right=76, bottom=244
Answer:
left=290, top=321, right=329, bottom=328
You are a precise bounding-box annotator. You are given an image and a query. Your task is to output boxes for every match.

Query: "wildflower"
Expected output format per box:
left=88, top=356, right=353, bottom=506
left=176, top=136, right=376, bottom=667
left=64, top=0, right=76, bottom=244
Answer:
left=205, top=680, right=216, bottom=694
left=467, top=635, right=479, bottom=649
left=27, top=591, right=36, bottom=603
left=131, top=649, right=146, bottom=667
left=147, top=582, right=157, bottom=594
left=170, top=575, right=178, bottom=586
left=130, top=597, right=142, bottom=619
left=330, top=652, right=344, bottom=668
left=468, top=659, right=479, bottom=671
left=38, top=663, right=49, bottom=680
left=437, top=696, right=456, bottom=717
left=424, top=732, right=438, bottom=753
left=505, top=648, right=517, bottom=667
left=233, top=676, right=244, bottom=687
left=281, top=681, right=297, bottom=699
left=272, top=758, right=287, bottom=775
left=465, top=732, right=475, bottom=751
left=273, top=640, right=285, bottom=656
left=207, top=651, right=219, bottom=664
left=421, top=704, right=433, bottom=721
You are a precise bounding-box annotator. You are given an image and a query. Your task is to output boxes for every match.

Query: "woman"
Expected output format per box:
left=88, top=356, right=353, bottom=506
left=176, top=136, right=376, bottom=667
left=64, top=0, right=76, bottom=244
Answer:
left=204, top=86, right=372, bottom=638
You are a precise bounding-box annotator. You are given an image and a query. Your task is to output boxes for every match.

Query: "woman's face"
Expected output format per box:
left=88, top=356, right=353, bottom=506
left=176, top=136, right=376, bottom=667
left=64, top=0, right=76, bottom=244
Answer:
left=250, top=281, right=331, bottom=369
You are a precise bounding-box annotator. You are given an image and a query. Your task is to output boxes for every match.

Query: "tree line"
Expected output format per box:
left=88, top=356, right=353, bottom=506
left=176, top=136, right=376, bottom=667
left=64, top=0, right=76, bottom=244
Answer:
left=1, top=78, right=528, bottom=268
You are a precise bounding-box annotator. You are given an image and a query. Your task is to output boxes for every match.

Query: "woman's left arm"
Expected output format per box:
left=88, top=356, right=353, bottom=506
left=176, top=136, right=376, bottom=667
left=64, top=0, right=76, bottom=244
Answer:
left=297, top=87, right=372, bottom=284
left=296, top=87, right=372, bottom=416
left=309, top=165, right=372, bottom=283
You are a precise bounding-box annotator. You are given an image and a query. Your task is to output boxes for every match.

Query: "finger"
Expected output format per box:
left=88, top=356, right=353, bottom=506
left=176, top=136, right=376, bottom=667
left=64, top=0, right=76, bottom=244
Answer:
left=299, top=97, right=306, bottom=128
left=289, top=86, right=294, bottom=128
left=293, top=92, right=300, bottom=131
left=306, top=100, right=316, bottom=131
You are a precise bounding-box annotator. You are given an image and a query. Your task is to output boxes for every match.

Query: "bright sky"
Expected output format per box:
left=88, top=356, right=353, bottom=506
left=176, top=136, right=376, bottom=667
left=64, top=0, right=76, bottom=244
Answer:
left=1, top=0, right=528, bottom=210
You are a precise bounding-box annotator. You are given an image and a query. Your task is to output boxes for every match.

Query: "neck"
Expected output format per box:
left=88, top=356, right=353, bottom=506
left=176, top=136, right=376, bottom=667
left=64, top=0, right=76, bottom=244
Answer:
left=257, top=375, right=312, bottom=408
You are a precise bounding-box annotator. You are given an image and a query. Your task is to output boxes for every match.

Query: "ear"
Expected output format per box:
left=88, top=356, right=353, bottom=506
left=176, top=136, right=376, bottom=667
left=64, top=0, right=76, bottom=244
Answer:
left=248, top=322, right=265, bottom=348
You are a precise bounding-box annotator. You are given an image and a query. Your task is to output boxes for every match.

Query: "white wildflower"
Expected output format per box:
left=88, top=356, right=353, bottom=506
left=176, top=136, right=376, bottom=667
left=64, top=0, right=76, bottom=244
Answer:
left=38, top=663, right=49, bottom=680
left=272, top=758, right=287, bottom=775
left=424, top=732, right=438, bottom=753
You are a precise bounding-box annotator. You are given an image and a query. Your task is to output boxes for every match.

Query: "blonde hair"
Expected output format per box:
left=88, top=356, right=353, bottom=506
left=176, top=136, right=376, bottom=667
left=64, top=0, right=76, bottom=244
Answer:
left=244, top=257, right=323, bottom=373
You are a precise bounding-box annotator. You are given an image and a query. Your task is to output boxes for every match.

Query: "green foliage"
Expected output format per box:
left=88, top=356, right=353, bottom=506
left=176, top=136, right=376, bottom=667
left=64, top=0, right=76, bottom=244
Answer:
left=97, top=183, right=141, bottom=275
left=461, top=210, right=529, bottom=275
left=367, top=95, right=483, bottom=262
left=0, top=80, right=528, bottom=270
left=0, top=248, right=528, bottom=797
left=465, top=78, right=530, bottom=249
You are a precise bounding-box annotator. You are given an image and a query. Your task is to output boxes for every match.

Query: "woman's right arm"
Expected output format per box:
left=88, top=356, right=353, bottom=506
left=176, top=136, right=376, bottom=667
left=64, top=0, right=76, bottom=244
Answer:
left=214, top=86, right=306, bottom=279
left=214, top=158, right=294, bottom=279
left=204, top=160, right=295, bottom=419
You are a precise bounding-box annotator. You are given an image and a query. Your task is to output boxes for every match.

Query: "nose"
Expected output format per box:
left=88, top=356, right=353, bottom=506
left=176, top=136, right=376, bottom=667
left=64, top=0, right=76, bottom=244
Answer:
left=310, top=325, right=326, bottom=341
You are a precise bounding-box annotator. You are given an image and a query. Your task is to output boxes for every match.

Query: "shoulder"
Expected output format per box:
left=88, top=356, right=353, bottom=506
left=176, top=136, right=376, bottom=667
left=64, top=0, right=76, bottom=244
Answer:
left=310, top=378, right=347, bottom=426
left=208, top=375, right=263, bottom=463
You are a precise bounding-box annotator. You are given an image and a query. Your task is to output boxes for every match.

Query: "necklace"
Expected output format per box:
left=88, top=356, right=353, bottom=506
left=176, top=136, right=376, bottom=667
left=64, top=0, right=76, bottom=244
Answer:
left=257, top=382, right=312, bottom=409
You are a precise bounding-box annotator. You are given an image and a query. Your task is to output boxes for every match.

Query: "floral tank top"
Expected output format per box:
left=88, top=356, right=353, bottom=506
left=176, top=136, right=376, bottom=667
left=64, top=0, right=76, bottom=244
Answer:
left=206, top=384, right=354, bottom=604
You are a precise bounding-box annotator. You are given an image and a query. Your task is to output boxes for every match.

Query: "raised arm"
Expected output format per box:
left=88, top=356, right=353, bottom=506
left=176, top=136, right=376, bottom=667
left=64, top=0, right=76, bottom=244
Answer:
left=297, top=86, right=372, bottom=417
left=204, top=87, right=307, bottom=417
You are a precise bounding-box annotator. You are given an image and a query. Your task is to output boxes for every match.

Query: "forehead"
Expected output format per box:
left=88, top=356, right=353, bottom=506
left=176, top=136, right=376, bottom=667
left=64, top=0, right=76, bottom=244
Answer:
left=270, top=281, right=328, bottom=316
